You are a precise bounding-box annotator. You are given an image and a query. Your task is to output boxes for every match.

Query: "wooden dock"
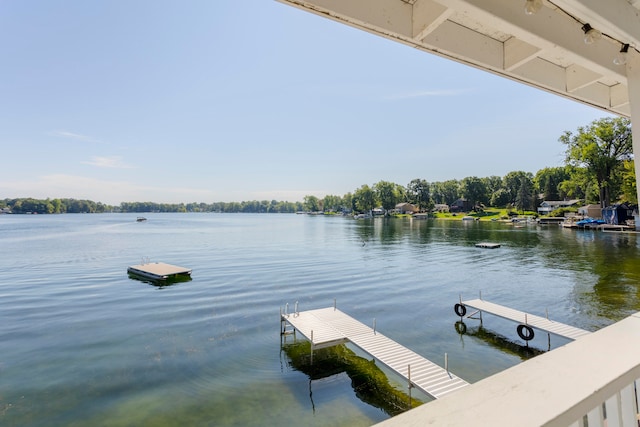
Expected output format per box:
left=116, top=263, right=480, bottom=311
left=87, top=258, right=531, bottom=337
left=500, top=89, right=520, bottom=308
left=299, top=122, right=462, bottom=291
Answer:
left=459, top=299, right=591, bottom=340
left=281, top=307, right=469, bottom=399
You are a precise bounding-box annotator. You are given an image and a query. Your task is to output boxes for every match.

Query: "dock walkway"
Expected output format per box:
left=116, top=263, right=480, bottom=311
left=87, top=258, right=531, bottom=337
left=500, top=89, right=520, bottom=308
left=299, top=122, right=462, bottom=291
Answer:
left=460, top=299, right=591, bottom=340
left=281, top=307, right=469, bottom=399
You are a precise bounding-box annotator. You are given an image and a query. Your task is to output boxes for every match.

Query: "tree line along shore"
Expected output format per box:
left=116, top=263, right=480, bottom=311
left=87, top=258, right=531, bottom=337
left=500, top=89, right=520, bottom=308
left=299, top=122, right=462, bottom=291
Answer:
left=2, top=118, right=633, bottom=216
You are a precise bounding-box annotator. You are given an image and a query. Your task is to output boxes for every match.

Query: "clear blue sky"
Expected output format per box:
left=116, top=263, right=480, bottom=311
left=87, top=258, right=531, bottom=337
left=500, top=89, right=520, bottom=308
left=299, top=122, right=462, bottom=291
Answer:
left=0, top=0, right=612, bottom=205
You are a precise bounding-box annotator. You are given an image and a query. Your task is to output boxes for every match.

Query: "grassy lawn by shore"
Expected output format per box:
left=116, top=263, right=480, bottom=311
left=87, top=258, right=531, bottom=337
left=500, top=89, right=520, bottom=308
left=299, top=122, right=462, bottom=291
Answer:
left=432, top=209, right=538, bottom=221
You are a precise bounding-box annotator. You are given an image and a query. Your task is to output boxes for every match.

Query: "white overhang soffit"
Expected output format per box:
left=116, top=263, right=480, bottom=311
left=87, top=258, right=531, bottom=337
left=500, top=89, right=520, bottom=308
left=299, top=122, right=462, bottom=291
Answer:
left=277, top=0, right=640, bottom=117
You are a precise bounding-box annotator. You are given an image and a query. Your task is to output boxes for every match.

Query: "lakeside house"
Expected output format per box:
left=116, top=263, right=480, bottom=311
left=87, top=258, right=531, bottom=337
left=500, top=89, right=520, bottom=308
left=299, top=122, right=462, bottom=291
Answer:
left=450, top=198, right=472, bottom=213
left=394, top=203, right=419, bottom=214
left=578, top=204, right=602, bottom=218
left=602, top=203, right=637, bottom=225
left=537, top=199, right=580, bottom=216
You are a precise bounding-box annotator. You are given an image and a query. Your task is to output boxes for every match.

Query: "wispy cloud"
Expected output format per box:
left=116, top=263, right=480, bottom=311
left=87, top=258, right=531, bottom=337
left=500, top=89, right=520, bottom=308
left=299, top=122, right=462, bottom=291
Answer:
left=82, top=156, right=134, bottom=169
left=49, top=130, right=101, bottom=143
left=384, top=88, right=473, bottom=100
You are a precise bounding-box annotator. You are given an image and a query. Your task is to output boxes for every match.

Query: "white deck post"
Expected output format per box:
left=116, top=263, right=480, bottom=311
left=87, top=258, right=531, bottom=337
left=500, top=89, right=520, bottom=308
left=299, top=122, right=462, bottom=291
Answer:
left=586, top=404, right=604, bottom=427
left=627, top=50, right=640, bottom=230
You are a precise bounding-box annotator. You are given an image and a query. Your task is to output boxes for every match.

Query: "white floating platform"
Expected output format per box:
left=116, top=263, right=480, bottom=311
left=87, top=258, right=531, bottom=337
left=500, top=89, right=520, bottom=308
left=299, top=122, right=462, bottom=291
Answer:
left=127, top=262, right=192, bottom=281
left=282, top=307, right=469, bottom=399
left=475, top=242, right=500, bottom=248
left=461, top=299, right=591, bottom=340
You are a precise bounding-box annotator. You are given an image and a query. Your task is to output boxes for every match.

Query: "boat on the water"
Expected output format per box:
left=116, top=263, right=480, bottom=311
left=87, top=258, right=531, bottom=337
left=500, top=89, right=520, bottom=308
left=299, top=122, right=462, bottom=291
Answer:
left=575, top=218, right=606, bottom=227
left=136, top=217, right=147, bottom=222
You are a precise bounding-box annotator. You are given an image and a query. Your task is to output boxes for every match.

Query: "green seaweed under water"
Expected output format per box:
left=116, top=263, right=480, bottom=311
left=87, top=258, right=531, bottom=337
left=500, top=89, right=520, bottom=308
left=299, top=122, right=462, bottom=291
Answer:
left=455, top=321, right=546, bottom=359
left=282, top=341, right=423, bottom=416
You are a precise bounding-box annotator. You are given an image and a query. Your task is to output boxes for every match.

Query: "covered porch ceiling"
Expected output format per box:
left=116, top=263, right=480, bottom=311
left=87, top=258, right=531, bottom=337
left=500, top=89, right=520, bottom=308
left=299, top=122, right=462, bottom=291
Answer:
left=277, top=0, right=640, bottom=118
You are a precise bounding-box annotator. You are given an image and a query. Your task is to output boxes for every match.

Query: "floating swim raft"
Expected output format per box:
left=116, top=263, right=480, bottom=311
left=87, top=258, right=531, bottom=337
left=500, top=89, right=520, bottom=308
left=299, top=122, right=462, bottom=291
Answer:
left=127, top=262, right=192, bottom=281
left=475, top=242, right=500, bottom=249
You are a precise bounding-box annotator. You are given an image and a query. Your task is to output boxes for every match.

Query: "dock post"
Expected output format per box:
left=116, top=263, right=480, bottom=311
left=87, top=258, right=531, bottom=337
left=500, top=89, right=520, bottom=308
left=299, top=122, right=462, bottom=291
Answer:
left=407, top=364, right=412, bottom=409
left=294, top=300, right=299, bottom=317
left=445, top=353, right=449, bottom=373
left=546, top=307, right=551, bottom=350
left=285, top=303, right=289, bottom=317
left=310, top=330, right=314, bottom=365
left=333, top=298, right=336, bottom=311
left=373, top=318, right=376, bottom=335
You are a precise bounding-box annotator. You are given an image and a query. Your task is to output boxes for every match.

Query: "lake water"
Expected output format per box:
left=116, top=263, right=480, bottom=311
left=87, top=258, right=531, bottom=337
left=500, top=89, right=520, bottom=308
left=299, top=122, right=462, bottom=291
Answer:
left=2, top=213, right=640, bottom=426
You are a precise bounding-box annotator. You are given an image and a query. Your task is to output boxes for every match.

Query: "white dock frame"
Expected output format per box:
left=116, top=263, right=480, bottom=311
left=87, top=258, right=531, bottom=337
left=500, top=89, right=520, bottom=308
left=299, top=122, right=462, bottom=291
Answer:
left=281, top=305, right=469, bottom=400
left=458, top=298, right=591, bottom=341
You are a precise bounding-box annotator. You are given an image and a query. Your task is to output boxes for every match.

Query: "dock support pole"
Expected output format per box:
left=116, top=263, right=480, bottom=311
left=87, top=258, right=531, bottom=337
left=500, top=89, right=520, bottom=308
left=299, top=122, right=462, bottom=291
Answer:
left=310, top=330, right=314, bottom=365
left=407, top=364, right=412, bottom=409
left=333, top=298, right=336, bottom=311
left=445, top=352, right=449, bottom=373
left=294, top=301, right=298, bottom=317
left=373, top=318, right=376, bottom=335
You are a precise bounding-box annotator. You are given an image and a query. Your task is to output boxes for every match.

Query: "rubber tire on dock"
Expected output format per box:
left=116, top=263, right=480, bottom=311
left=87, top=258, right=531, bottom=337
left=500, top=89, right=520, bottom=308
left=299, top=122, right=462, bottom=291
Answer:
left=517, top=324, right=535, bottom=341
left=454, top=303, right=467, bottom=317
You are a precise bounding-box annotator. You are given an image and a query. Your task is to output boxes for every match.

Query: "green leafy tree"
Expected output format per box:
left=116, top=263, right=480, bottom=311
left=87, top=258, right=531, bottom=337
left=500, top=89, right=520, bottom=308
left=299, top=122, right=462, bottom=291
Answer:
left=560, top=117, right=632, bottom=207
left=459, top=176, right=489, bottom=208
left=303, top=195, right=320, bottom=212
left=431, top=180, right=460, bottom=205
left=620, top=160, right=637, bottom=205
left=353, top=185, right=376, bottom=213
left=558, top=166, right=590, bottom=202
left=342, top=192, right=353, bottom=213
left=534, top=167, right=570, bottom=201
left=405, top=179, right=432, bottom=211
left=374, top=181, right=404, bottom=212
left=502, top=171, right=533, bottom=206
left=483, top=176, right=503, bottom=201
left=322, top=194, right=343, bottom=212
left=515, top=176, right=534, bottom=213
left=490, top=188, right=511, bottom=208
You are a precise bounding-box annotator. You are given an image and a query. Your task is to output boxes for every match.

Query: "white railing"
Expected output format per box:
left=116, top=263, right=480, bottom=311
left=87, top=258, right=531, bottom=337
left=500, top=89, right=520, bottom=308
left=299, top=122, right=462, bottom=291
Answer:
left=568, top=380, right=639, bottom=427
left=374, top=312, right=640, bottom=427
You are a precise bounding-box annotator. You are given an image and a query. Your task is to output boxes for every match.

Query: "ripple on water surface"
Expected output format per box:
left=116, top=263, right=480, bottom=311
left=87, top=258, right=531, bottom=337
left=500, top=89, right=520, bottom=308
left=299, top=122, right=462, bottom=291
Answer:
left=2, top=214, right=640, bottom=427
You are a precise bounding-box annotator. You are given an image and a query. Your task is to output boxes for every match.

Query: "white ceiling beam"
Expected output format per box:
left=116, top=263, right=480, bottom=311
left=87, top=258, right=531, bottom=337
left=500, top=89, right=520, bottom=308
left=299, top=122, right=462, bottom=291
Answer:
left=572, top=82, right=612, bottom=108
left=610, top=83, right=630, bottom=108
left=512, top=57, right=566, bottom=92
left=422, top=20, right=503, bottom=69
left=504, top=37, right=540, bottom=71
left=433, top=0, right=626, bottom=82
left=553, top=0, right=640, bottom=48
left=565, top=64, right=602, bottom=92
left=275, top=0, right=414, bottom=40
left=412, top=0, right=453, bottom=41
